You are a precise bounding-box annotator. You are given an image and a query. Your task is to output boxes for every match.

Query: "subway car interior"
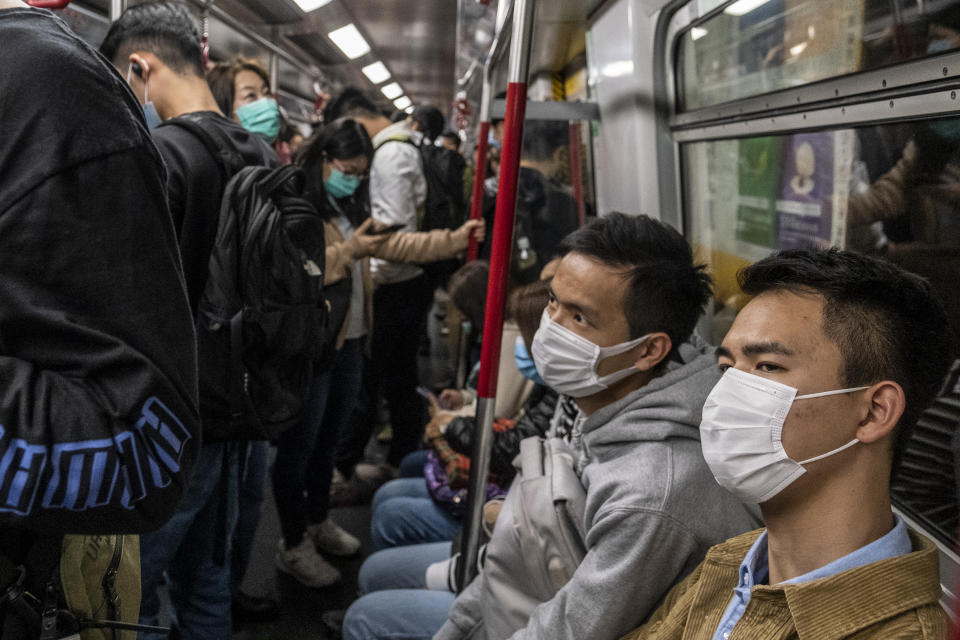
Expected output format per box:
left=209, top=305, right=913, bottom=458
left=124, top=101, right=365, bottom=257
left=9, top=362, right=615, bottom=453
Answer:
left=6, top=0, right=960, bottom=637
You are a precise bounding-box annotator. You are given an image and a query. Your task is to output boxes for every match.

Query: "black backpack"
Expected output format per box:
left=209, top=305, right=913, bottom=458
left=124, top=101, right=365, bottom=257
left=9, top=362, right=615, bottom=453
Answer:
left=165, top=115, right=328, bottom=442
left=377, top=134, right=469, bottom=286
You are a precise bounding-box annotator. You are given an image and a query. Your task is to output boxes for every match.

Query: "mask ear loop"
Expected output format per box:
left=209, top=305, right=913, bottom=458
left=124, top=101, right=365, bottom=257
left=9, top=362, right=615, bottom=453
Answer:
left=798, top=438, right=860, bottom=465
left=793, top=385, right=870, bottom=464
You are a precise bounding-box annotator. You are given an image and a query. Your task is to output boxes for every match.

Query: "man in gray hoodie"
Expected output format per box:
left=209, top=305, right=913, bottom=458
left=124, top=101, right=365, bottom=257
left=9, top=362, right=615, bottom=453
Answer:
left=342, top=213, right=760, bottom=640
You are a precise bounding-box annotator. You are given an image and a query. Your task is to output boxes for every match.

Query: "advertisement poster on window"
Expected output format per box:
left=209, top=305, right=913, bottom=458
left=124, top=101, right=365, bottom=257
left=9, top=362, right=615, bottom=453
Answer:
left=735, top=136, right=781, bottom=249
left=774, top=131, right=853, bottom=249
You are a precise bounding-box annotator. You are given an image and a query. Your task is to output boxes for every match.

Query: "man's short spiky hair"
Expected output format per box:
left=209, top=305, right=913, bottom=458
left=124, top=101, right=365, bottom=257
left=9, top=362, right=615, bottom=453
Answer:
left=738, top=248, right=953, bottom=469
left=323, top=87, right=381, bottom=123
left=558, top=213, right=713, bottom=358
left=100, top=1, right=204, bottom=76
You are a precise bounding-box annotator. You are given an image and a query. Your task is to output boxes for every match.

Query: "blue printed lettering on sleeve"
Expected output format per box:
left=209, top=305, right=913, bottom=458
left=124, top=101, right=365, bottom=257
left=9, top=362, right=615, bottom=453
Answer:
left=0, top=397, right=191, bottom=516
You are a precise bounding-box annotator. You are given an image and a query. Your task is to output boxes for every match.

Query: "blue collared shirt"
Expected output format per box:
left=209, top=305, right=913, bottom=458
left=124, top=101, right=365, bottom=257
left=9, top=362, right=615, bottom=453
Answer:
left=710, top=516, right=911, bottom=640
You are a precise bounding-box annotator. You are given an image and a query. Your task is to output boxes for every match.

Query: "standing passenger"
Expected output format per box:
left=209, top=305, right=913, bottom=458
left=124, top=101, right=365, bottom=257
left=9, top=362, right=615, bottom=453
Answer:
left=621, top=248, right=952, bottom=640
left=100, top=4, right=276, bottom=638
left=269, top=118, right=482, bottom=589
left=204, top=55, right=285, bottom=623
left=324, top=88, right=480, bottom=473
left=0, top=0, right=200, bottom=635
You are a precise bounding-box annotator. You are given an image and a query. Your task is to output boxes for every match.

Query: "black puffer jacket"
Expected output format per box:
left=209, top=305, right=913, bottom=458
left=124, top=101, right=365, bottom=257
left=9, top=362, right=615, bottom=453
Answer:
left=444, top=386, right=559, bottom=481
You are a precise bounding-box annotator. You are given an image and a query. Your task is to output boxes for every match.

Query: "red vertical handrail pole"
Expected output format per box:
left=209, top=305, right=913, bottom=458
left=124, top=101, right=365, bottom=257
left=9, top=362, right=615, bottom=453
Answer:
left=457, top=0, right=536, bottom=590
left=569, top=122, right=586, bottom=227
left=466, top=121, right=490, bottom=262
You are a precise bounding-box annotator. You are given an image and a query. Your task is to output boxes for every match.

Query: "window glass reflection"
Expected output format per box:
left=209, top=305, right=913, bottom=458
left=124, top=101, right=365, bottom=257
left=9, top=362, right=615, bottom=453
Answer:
left=678, top=0, right=960, bottom=111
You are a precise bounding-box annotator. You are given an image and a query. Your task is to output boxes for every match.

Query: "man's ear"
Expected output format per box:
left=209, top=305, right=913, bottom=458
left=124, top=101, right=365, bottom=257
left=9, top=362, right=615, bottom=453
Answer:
left=634, top=332, right=672, bottom=373
left=855, top=381, right=905, bottom=444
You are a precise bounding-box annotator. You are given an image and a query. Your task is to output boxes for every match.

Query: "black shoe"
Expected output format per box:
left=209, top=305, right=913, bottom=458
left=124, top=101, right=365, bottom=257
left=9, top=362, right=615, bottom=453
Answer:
left=232, top=591, right=280, bottom=624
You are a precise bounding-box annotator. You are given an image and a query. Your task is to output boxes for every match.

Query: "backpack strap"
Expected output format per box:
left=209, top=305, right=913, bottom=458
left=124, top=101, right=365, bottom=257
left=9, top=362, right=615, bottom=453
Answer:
left=373, top=132, right=418, bottom=152
left=161, top=114, right=245, bottom=178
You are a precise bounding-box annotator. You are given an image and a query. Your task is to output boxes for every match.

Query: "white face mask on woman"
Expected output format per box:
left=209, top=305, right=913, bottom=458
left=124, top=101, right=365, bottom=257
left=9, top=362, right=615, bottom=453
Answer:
left=699, top=367, right=869, bottom=504
left=531, top=310, right=651, bottom=398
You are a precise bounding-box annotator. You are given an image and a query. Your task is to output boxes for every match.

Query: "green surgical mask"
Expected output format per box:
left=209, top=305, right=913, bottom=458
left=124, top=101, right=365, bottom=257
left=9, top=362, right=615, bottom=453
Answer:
left=236, top=97, right=281, bottom=143
left=324, top=168, right=361, bottom=198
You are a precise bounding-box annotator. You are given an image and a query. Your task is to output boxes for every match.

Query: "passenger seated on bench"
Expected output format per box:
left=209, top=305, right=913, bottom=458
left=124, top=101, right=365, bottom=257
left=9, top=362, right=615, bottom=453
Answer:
left=621, top=248, right=952, bottom=640
left=342, top=213, right=761, bottom=640
left=370, top=276, right=552, bottom=551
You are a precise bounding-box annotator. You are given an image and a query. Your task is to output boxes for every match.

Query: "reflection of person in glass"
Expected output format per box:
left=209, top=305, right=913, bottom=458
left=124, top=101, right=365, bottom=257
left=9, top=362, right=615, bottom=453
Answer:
left=789, top=142, right=816, bottom=195
left=847, top=118, right=960, bottom=349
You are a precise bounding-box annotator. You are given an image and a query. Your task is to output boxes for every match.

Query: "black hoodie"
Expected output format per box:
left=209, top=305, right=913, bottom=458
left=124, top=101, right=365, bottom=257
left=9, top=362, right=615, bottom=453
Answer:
left=0, top=8, right=200, bottom=538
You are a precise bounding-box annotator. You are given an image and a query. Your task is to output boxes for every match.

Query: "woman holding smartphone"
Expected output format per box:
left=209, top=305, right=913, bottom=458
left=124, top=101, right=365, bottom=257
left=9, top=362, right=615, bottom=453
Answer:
left=271, top=117, right=483, bottom=588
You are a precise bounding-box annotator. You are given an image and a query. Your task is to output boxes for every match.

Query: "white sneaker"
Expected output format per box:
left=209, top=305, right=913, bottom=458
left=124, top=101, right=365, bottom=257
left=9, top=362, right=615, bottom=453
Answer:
left=308, top=519, right=361, bottom=557
left=275, top=537, right=341, bottom=587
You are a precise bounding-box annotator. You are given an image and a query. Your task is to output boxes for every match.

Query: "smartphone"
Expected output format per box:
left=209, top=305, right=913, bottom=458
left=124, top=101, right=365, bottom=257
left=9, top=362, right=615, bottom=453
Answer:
left=416, top=385, right=446, bottom=409
left=369, top=223, right=406, bottom=235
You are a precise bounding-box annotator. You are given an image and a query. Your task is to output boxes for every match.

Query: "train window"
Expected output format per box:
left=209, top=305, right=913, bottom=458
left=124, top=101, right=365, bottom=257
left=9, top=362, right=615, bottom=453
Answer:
left=681, top=116, right=960, bottom=544
left=678, top=0, right=960, bottom=112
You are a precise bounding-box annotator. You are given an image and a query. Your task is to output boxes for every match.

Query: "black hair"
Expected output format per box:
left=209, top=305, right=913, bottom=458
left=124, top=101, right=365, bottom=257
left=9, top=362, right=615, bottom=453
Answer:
left=449, top=260, right=491, bottom=329
left=323, top=86, right=381, bottom=123
left=296, top=118, right=373, bottom=224
left=100, top=1, right=203, bottom=76
left=412, top=105, right=445, bottom=141
left=509, top=278, right=552, bottom=353
left=440, top=130, right=461, bottom=150
left=558, top=213, right=713, bottom=358
left=738, top=248, right=953, bottom=471
left=522, top=120, right=569, bottom=161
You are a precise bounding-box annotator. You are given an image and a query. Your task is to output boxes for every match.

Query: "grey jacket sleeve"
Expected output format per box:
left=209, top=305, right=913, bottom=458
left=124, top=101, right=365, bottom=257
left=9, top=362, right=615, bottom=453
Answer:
left=434, top=575, right=485, bottom=640
left=506, top=508, right=701, bottom=640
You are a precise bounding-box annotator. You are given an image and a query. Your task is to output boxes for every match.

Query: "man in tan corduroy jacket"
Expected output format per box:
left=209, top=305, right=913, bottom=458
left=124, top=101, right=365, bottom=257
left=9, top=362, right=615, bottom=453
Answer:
left=621, top=248, right=952, bottom=640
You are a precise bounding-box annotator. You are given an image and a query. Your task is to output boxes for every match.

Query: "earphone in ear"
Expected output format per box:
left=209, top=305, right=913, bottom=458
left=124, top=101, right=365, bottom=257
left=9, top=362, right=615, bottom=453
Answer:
left=131, top=61, right=144, bottom=78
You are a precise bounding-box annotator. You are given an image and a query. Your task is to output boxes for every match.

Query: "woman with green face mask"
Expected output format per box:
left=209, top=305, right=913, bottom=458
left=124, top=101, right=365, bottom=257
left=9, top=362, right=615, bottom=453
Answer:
left=264, top=117, right=485, bottom=589
left=207, top=57, right=282, bottom=144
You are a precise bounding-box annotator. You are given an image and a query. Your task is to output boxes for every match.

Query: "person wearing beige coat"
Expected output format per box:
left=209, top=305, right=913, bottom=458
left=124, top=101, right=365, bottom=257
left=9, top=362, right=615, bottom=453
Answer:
left=271, top=116, right=484, bottom=589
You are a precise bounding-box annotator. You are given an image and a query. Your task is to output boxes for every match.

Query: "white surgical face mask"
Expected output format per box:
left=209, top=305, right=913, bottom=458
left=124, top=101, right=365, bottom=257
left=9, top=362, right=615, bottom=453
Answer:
left=531, top=310, right=650, bottom=398
left=700, top=367, right=869, bottom=504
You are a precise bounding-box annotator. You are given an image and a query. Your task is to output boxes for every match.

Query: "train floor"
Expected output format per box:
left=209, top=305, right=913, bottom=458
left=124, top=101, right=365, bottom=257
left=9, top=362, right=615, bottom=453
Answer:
left=232, top=451, right=376, bottom=640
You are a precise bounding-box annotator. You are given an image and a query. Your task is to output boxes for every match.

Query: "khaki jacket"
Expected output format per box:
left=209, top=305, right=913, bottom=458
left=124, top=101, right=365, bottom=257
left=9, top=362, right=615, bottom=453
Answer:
left=323, top=220, right=469, bottom=350
left=622, top=528, right=947, bottom=640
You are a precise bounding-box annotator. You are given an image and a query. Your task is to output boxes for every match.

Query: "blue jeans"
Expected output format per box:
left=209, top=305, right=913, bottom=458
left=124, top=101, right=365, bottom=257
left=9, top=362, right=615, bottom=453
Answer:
left=273, top=338, right=364, bottom=546
left=358, top=541, right=452, bottom=593
left=342, top=590, right=456, bottom=640
left=399, top=450, right=430, bottom=478
left=345, top=542, right=453, bottom=640
left=139, top=442, right=241, bottom=640
left=371, top=478, right=460, bottom=551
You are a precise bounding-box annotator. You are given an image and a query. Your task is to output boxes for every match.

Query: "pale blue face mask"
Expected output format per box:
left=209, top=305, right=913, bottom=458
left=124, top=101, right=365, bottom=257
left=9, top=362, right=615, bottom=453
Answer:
left=514, top=336, right=546, bottom=386
left=236, top=97, right=281, bottom=143
left=325, top=168, right=361, bottom=198
left=127, top=64, right=162, bottom=130
left=142, top=102, right=162, bottom=130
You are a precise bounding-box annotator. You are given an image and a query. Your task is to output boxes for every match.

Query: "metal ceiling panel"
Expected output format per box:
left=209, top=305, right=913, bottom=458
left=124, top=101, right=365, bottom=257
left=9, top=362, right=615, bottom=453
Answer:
left=340, top=0, right=458, bottom=109
left=230, top=0, right=303, bottom=24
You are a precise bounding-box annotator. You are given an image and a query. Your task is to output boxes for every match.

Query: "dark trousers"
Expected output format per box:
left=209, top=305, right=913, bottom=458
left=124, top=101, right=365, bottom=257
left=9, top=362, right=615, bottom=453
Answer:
left=273, top=338, right=364, bottom=546
left=370, top=274, right=434, bottom=466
